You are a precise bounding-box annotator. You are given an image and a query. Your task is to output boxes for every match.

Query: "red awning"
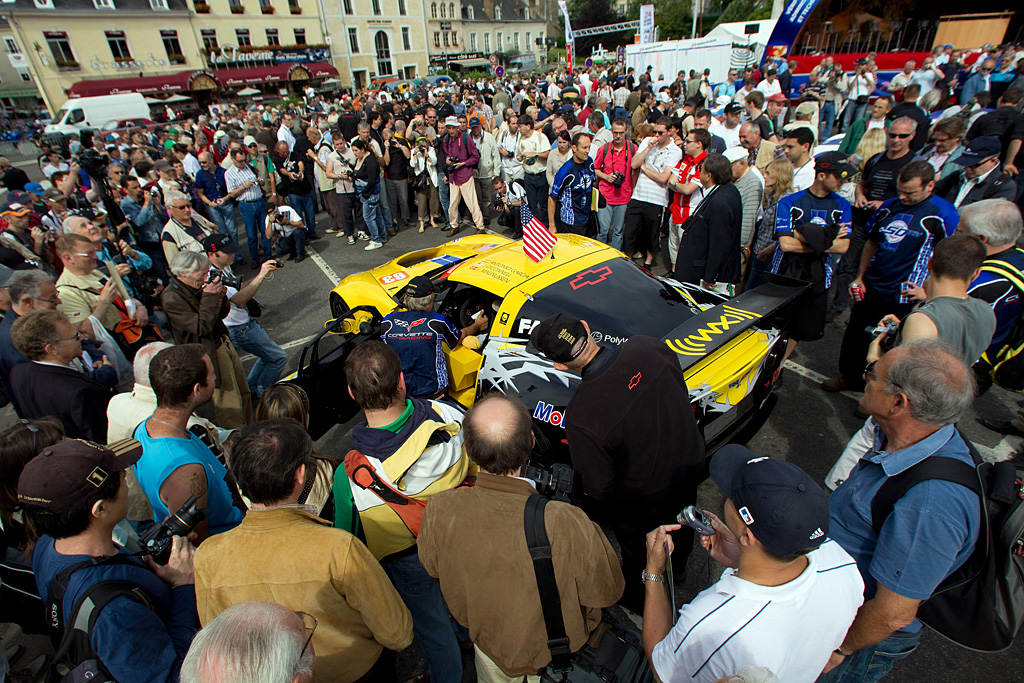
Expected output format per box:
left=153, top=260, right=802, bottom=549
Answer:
left=66, top=62, right=339, bottom=98
left=67, top=70, right=204, bottom=98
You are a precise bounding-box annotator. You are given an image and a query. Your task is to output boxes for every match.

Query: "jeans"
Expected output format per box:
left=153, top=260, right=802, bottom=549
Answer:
left=830, top=222, right=869, bottom=313
left=208, top=201, right=240, bottom=251
left=597, top=203, right=628, bottom=250
left=378, top=175, right=395, bottom=229
left=380, top=551, right=463, bottom=683
left=841, top=99, right=869, bottom=134
left=522, top=172, right=549, bottom=221
left=815, top=628, right=922, bottom=683
left=386, top=178, right=411, bottom=224
left=820, top=100, right=837, bottom=140
left=361, top=190, right=388, bottom=243
left=438, top=180, right=452, bottom=228
left=276, top=229, right=307, bottom=258
left=227, top=319, right=288, bottom=396
left=288, top=191, right=317, bottom=238
left=238, top=198, right=271, bottom=262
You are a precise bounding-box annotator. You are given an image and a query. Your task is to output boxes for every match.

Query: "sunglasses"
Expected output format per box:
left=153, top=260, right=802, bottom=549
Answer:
left=968, top=156, right=997, bottom=169
left=888, top=132, right=912, bottom=139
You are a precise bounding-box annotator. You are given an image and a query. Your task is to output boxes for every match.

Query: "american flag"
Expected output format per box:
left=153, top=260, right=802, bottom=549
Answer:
left=521, top=202, right=556, bottom=262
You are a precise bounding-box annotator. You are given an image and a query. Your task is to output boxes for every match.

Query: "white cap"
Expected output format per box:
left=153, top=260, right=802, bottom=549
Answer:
left=723, top=146, right=748, bottom=163
left=656, top=91, right=672, bottom=103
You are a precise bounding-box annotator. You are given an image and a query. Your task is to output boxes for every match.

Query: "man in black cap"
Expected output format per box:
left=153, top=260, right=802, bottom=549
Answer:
left=203, top=234, right=285, bottom=399
left=530, top=312, right=705, bottom=613
left=19, top=439, right=199, bottom=682
left=642, top=445, right=863, bottom=683
left=379, top=275, right=489, bottom=399
left=933, top=136, right=1017, bottom=209
left=767, top=151, right=853, bottom=365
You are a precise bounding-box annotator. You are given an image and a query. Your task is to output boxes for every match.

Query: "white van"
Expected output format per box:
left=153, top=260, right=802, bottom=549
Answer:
left=45, top=93, right=150, bottom=135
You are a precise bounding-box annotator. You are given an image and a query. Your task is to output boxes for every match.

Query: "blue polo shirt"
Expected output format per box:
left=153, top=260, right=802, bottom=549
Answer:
left=828, top=423, right=980, bottom=631
left=195, top=166, right=229, bottom=203
left=864, top=195, right=959, bottom=303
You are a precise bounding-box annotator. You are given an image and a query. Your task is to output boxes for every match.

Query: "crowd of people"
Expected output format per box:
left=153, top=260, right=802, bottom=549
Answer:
left=0, top=41, right=1023, bottom=683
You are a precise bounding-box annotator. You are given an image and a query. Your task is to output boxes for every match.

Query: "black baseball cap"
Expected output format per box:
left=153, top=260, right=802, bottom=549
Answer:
left=18, top=439, right=142, bottom=513
left=724, top=102, right=744, bottom=115
left=954, top=136, right=1001, bottom=166
left=710, top=444, right=830, bottom=557
left=814, top=151, right=856, bottom=180
left=405, top=275, right=435, bottom=298
left=530, top=313, right=588, bottom=364
left=202, top=233, right=239, bottom=254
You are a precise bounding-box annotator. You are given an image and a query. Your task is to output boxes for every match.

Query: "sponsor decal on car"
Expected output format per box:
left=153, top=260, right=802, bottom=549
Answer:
left=665, top=305, right=759, bottom=356
left=533, top=401, right=566, bottom=427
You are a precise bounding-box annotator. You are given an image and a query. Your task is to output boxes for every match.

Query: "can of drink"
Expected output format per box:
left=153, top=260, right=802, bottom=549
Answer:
left=850, top=283, right=865, bottom=302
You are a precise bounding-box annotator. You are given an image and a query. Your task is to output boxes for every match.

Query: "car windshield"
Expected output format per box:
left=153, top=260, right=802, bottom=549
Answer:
left=507, top=258, right=697, bottom=343
left=54, top=107, right=68, bottom=123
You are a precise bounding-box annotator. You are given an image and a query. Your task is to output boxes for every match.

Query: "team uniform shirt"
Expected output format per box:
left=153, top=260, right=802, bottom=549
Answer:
left=864, top=195, right=959, bottom=302
left=670, top=151, right=706, bottom=225
left=550, top=157, right=595, bottom=227
left=380, top=310, right=460, bottom=398
left=632, top=138, right=682, bottom=206
left=968, top=247, right=1024, bottom=356
left=650, top=540, right=863, bottom=683
left=771, top=189, right=852, bottom=290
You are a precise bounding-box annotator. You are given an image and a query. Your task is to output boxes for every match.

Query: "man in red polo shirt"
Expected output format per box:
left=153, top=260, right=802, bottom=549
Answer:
left=667, top=128, right=710, bottom=270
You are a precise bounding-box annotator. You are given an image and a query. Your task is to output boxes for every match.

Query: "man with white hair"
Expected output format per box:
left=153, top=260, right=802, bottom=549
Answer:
left=162, top=189, right=215, bottom=265
left=181, top=601, right=315, bottom=683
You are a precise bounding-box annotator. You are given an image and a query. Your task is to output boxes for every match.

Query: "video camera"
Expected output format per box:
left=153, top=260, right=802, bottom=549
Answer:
left=137, top=494, right=209, bottom=565
left=520, top=463, right=574, bottom=503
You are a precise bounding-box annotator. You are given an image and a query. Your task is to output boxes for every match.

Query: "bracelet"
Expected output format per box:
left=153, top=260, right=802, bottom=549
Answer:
left=641, top=570, right=666, bottom=584
left=833, top=647, right=850, bottom=657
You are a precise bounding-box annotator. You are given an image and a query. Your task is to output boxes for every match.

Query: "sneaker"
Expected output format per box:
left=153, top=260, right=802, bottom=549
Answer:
left=357, top=232, right=371, bottom=241
left=348, top=236, right=356, bottom=245
left=821, top=377, right=846, bottom=392
left=365, top=241, right=383, bottom=251
left=325, top=228, right=339, bottom=234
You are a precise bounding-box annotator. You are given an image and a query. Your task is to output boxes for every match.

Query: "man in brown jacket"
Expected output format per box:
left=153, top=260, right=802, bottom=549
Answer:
left=161, top=249, right=251, bottom=428
left=194, top=418, right=414, bottom=683
left=418, top=395, right=624, bottom=683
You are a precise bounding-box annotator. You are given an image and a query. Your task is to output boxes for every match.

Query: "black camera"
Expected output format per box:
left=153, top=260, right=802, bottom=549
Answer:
left=865, top=320, right=900, bottom=353
left=209, top=267, right=242, bottom=289
left=611, top=172, right=626, bottom=188
left=137, top=494, right=209, bottom=565
left=520, top=463, right=574, bottom=503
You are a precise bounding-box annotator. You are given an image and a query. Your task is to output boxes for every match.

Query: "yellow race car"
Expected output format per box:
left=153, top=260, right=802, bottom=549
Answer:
left=288, top=233, right=805, bottom=465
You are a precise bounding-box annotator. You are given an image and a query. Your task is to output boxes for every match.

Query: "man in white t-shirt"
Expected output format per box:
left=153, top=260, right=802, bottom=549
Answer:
left=642, top=445, right=864, bottom=683
left=782, top=127, right=817, bottom=192
left=264, top=204, right=306, bottom=262
left=624, top=118, right=681, bottom=268
left=202, top=234, right=286, bottom=398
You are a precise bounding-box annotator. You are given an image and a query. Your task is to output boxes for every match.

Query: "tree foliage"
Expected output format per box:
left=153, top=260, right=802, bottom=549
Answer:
left=625, top=0, right=695, bottom=40
left=712, top=0, right=771, bottom=28
left=566, top=0, right=627, bottom=53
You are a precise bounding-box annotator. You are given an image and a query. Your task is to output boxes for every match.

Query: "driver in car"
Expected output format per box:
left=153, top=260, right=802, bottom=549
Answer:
left=380, top=276, right=490, bottom=399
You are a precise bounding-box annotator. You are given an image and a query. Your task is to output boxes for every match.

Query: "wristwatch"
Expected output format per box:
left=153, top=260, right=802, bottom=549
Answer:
left=641, top=570, right=666, bottom=584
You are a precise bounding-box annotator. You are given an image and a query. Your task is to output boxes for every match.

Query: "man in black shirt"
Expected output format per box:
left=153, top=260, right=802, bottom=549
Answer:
left=286, top=132, right=319, bottom=240
left=530, top=313, right=705, bottom=614
left=966, top=88, right=1024, bottom=179
left=887, top=84, right=930, bottom=151
left=338, top=102, right=361, bottom=142
left=384, top=121, right=412, bottom=229
left=829, top=116, right=917, bottom=318
left=0, top=157, right=29, bottom=193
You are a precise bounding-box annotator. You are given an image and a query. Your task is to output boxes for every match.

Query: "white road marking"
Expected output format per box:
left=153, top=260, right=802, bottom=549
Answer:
left=237, top=333, right=316, bottom=363
left=783, top=360, right=862, bottom=401
left=308, top=250, right=341, bottom=286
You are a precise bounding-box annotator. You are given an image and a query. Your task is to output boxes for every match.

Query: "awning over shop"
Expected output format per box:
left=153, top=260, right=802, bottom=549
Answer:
left=450, top=58, right=491, bottom=68
left=67, top=62, right=338, bottom=98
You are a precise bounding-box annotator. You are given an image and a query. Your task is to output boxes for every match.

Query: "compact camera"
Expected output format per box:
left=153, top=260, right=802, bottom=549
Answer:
left=677, top=505, right=715, bottom=536
left=138, top=494, right=209, bottom=565
left=865, top=320, right=900, bottom=353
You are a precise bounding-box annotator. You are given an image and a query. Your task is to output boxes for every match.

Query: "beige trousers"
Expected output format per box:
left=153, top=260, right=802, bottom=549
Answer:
left=213, top=340, right=253, bottom=429
left=449, top=177, right=484, bottom=231
left=474, top=645, right=542, bottom=683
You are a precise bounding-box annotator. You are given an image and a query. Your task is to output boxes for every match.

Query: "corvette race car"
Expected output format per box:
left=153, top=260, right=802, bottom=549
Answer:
left=286, top=233, right=806, bottom=465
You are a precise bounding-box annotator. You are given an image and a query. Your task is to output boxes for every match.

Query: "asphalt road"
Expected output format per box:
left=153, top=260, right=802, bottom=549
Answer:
left=3, top=168, right=1023, bottom=680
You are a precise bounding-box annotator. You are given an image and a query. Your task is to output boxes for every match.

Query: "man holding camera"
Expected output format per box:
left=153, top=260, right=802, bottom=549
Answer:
left=492, top=175, right=526, bottom=238
left=20, top=438, right=199, bottom=682
left=121, top=175, right=171, bottom=279
left=530, top=313, right=705, bottom=613
left=442, top=115, right=484, bottom=236
left=593, top=117, right=635, bottom=250
left=264, top=204, right=308, bottom=263
left=203, top=234, right=286, bottom=399
left=419, top=394, right=624, bottom=683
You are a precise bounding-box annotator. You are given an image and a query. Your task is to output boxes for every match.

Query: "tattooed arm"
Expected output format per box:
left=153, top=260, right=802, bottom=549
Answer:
left=158, top=463, right=210, bottom=543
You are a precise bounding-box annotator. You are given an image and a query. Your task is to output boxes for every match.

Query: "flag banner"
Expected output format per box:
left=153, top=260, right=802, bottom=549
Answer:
left=522, top=202, right=557, bottom=262
left=763, top=0, right=821, bottom=62
left=640, top=5, right=655, bottom=44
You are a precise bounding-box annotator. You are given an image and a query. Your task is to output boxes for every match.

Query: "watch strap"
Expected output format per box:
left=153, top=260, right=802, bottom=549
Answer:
left=641, top=570, right=666, bottom=584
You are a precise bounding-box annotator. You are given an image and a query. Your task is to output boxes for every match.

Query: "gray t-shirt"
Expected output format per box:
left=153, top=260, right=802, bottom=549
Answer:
left=902, top=295, right=997, bottom=364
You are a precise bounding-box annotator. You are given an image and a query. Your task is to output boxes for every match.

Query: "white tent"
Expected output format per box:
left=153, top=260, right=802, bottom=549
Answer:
left=626, top=19, right=778, bottom=82
left=704, top=19, right=777, bottom=46
left=237, top=87, right=261, bottom=96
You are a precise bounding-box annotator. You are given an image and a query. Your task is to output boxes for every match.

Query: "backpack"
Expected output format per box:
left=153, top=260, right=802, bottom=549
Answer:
left=976, top=255, right=1024, bottom=392
left=45, top=555, right=156, bottom=682
left=870, top=436, right=1024, bottom=651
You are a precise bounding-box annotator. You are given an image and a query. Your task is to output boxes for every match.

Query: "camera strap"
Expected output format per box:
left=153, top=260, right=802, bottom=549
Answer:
left=523, top=494, right=573, bottom=676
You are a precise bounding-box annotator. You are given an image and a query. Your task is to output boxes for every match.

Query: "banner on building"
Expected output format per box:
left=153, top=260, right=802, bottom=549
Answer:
left=762, top=0, right=821, bottom=61
left=640, top=5, right=655, bottom=44
left=558, top=0, right=572, bottom=43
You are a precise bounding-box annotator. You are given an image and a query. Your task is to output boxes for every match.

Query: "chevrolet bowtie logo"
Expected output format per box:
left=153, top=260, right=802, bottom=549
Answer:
left=665, top=305, right=759, bottom=356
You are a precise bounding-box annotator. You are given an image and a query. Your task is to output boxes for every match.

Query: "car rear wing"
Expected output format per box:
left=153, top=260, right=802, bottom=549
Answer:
left=664, top=277, right=809, bottom=372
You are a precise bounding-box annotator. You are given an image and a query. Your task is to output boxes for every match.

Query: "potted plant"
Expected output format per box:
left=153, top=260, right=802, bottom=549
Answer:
left=193, top=0, right=209, bottom=10
left=168, top=53, right=186, bottom=64
left=289, top=2, right=301, bottom=13
left=261, top=3, right=274, bottom=13
left=230, top=3, right=244, bottom=13
left=56, top=59, right=80, bottom=70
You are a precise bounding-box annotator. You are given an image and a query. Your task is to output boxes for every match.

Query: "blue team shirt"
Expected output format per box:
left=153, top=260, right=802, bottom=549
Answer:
left=550, top=157, right=595, bottom=227
left=770, top=189, right=852, bottom=289
left=380, top=310, right=460, bottom=397
left=195, top=166, right=229, bottom=202
left=864, top=195, right=959, bottom=302
left=968, top=247, right=1024, bottom=356
left=828, top=424, right=980, bottom=631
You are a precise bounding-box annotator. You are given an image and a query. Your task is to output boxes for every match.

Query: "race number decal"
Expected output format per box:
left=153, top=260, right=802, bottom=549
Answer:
left=379, top=271, right=409, bottom=285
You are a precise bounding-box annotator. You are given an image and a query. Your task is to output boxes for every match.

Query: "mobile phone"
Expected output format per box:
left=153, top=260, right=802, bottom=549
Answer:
left=677, top=505, right=715, bottom=536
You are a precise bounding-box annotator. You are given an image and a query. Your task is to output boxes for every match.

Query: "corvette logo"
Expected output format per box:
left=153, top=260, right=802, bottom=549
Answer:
left=408, top=318, right=427, bottom=329
left=569, top=265, right=613, bottom=290
left=665, top=305, right=759, bottom=356
left=628, top=372, right=642, bottom=390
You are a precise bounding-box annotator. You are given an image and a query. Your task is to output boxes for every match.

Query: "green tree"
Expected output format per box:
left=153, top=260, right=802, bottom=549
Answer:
left=712, top=0, right=771, bottom=27
left=567, top=0, right=627, bottom=54
left=625, top=0, right=695, bottom=41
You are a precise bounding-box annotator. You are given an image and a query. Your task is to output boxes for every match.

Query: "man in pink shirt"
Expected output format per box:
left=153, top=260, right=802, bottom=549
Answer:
left=593, top=117, right=635, bottom=250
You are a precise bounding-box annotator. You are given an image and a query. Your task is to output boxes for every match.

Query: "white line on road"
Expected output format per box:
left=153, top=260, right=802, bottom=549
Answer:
left=238, top=333, right=316, bottom=363
left=308, top=249, right=341, bottom=286
left=783, top=360, right=863, bottom=401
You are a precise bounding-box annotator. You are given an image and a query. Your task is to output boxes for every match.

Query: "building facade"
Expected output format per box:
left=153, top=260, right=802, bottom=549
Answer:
left=426, top=0, right=546, bottom=72
left=0, top=0, right=342, bottom=115
left=0, top=18, right=43, bottom=114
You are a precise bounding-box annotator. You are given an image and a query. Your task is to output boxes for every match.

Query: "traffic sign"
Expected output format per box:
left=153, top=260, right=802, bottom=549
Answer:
left=489, top=54, right=498, bottom=66
left=617, top=46, right=624, bottom=69
left=495, top=65, right=504, bottom=76
left=585, top=58, right=593, bottom=68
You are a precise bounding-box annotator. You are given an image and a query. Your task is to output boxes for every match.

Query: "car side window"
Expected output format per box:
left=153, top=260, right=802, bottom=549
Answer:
left=68, top=109, right=84, bottom=124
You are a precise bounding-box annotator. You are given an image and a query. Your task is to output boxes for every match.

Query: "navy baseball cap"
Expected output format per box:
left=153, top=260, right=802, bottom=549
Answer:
left=724, top=102, right=744, bottom=115
left=954, top=136, right=1001, bottom=166
left=710, top=445, right=830, bottom=556
left=202, top=233, right=239, bottom=254
left=405, top=276, right=435, bottom=298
